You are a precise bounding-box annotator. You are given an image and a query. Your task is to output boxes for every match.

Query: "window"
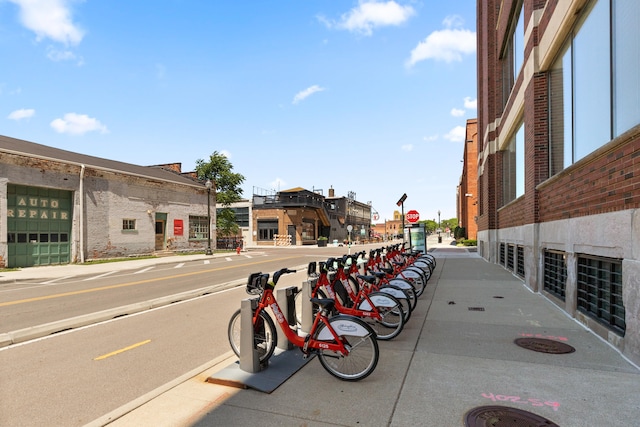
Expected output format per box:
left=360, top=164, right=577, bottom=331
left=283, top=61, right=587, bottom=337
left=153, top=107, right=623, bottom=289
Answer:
left=549, top=0, right=640, bottom=175
left=544, top=250, right=567, bottom=301
left=501, top=2, right=524, bottom=109
left=189, top=216, right=209, bottom=240
left=257, top=220, right=278, bottom=241
left=215, top=207, right=249, bottom=228
left=516, top=246, right=525, bottom=278
left=301, top=219, right=316, bottom=242
left=507, top=244, right=515, bottom=271
left=613, top=0, right=640, bottom=134
left=123, top=219, right=136, bottom=230
left=513, top=3, right=525, bottom=77
left=502, top=122, right=524, bottom=205
left=577, top=255, right=625, bottom=335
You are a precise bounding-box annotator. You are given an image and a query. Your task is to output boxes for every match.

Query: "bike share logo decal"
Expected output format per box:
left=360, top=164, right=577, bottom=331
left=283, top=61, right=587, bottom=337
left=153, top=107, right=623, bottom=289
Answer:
left=337, top=322, right=358, bottom=333
left=271, top=303, right=286, bottom=323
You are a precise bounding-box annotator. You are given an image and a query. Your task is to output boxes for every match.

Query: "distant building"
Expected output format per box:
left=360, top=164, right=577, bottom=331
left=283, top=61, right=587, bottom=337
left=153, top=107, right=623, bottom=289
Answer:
left=251, top=186, right=371, bottom=246
left=0, top=135, right=214, bottom=267
left=457, top=119, right=478, bottom=240
left=476, top=0, right=640, bottom=365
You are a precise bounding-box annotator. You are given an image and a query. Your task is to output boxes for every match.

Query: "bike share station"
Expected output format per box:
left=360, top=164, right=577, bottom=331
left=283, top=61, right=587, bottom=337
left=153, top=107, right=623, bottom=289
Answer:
left=207, top=278, right=317, bottom=393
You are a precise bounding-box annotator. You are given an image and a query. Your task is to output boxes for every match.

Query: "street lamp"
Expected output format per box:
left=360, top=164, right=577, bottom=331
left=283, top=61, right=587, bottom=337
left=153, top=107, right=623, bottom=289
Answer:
left=205, top=179, right=213, bottom=255
left=438, top=210, right=441, bottom=230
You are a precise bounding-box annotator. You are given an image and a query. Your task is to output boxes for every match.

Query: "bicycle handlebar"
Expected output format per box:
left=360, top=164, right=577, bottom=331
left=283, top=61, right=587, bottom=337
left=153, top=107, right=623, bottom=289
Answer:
left=273, top=267, right=297, bottom=285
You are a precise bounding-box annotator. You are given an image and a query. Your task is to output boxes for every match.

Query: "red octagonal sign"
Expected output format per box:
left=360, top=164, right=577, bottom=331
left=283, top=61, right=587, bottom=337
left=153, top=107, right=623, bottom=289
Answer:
left=406, top=210, right=420, bottom=223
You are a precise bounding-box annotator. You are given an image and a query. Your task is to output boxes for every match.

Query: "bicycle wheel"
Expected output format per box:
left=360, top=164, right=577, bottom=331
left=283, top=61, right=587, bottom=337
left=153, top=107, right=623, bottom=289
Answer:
left=375, top=284, right=412, bottom=322
left=357, top=292, right=405, bottom=340
left=386, top=277, right=418, bottom=311
left=315, top=315, right=379, bottom=381
left=227, top=308, right=277, bottom=363
left=400, top=267, right=427, bottom=297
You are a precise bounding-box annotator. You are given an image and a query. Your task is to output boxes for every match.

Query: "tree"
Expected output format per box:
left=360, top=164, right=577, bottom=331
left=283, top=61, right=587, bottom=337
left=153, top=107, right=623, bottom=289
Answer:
left=195, top=152, right=246, bottom=240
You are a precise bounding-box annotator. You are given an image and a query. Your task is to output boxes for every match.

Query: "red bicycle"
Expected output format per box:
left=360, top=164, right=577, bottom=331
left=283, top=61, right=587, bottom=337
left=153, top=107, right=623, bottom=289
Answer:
left=296, top=258, right=405, bottom=340
left=228, top=268, right=379, bottom=381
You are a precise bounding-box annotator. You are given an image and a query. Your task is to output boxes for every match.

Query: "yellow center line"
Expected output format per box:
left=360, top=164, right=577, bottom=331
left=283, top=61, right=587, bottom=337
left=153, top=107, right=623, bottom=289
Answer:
left=0, top=256, right=299, bottom=307
left=94, top=339, right=152, bottom=360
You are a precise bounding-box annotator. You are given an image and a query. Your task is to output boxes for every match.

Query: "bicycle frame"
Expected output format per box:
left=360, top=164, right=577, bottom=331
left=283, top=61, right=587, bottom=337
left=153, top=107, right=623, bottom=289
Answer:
left=254, top=283, right=353, bottom=355
left=313, top=262, right=383, bottom=321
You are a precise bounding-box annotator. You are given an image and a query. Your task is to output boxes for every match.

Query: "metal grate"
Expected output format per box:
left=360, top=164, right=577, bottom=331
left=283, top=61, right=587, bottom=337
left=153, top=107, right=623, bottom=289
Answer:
left=516, top=246, right=525, bottom=278
left=499, top=243, right=506, bottom=266
left=506, top=244, right=514, bottom=271
left=543, top=250, right=566, bottom=301
left=577, top=255, right=625, bottom=336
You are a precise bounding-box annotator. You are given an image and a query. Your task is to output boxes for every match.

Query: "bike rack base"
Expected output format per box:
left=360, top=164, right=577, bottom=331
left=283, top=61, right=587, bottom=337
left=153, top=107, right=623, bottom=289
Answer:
left=206, top=349, right=314, bottom=393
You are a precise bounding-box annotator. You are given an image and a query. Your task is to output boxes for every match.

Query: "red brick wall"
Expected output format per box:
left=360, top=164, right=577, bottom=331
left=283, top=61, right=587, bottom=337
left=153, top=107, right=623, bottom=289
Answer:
left=538, top=133, right=640, bottom=221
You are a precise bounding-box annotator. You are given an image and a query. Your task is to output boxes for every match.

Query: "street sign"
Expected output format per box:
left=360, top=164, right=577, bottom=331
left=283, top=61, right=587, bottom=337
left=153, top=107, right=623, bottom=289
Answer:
left=406, top=210, right=420, bottom=223
left=372, top=213, right=379, bottom=221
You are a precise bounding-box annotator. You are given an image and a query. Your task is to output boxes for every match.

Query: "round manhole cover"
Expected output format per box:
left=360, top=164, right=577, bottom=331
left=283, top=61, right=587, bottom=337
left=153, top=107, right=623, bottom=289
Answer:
left=514, top=338, right=575, bottom=354
left=465, top=405, right=560, bottom=427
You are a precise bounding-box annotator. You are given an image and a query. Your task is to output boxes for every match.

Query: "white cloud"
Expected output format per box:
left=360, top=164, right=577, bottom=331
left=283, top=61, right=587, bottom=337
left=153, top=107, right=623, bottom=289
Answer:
left=406, top=16, right=475, bottom=68
left=8, top=108, right=35, bottom=120
left=50, top=113, right=108, bottom=135
left=270, top=178, right=286, bottom=191
left=319, top=1, right=415, bottom=36
left=423, top=134, right=438, bottom=142
left=443, top=126, right=466, bottom=142
left=401, top=144, right=413, bottom=152
left=292, top=85, right=325, bottom=104
left=451, top=108, right=465, bottom=117
left=46, top=46, right=77, bottom=62
left=9, top=0, right=85, bottom=45
left=464, top=96, right=477, bottom=109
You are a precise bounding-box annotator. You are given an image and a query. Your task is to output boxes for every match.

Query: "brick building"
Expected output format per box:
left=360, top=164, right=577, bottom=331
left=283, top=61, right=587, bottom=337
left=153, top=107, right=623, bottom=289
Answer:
left=476, top=0, right=640, bottom=365
left=457, top=119, right=478, bottom=240
left=0, top=135, right=214, bottom=267
left=251, top=186, right=371, bottom=246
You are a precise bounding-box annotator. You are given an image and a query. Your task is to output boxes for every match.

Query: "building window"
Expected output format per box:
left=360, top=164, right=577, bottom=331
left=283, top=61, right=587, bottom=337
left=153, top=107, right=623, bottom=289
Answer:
left=189, top=216, right=209, bottom=240
left=215, top=206, right=249, bottom=228
left=502, top=122, right=524, bottom=205
left=506, top=244, right=515, bottom=271
left=301, top=219, right=316, bottom=242
left=501, top=2, right=524, bottom=109
left=577, top=255, right=625, bottom=335
left=543, top=250, right=567, bottom=301
left=258, top=219, right=278, bottom=241
left=516, top=246, right=525, bottom=278
left=549, top=0, right=640, bottom=175
left=613, top=0, right=640, bottom=134
left=123, top=219, right=136, bottom=230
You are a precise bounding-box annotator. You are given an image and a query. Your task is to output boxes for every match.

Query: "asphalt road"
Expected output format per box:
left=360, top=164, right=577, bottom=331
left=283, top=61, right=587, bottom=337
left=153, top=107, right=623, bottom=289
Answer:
left=0, top=244, right=384, bottom=426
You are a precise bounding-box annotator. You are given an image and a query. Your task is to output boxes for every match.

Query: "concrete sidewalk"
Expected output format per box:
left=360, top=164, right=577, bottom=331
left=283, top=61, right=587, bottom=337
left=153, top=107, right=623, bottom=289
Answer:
left=92, top=246, right=640, bottom=427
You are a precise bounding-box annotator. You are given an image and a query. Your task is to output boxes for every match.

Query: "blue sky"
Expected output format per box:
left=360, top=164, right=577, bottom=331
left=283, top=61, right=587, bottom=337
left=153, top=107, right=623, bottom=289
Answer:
left=1, top=0, right=477, bottom=224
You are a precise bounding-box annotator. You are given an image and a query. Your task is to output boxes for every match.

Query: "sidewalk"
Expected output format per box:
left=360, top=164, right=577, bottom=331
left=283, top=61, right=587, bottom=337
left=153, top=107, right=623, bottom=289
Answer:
left=91, top=244, right=640, bottom=427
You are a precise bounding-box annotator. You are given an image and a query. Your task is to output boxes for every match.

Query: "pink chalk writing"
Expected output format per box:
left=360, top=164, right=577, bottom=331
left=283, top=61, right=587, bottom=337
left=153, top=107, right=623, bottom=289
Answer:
left=481, top=392, right=560, bottom=411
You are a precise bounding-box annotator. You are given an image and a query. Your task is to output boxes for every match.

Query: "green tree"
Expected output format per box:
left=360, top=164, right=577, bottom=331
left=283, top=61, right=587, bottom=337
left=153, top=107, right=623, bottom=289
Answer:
left=195, top=152, right=246, bottom=240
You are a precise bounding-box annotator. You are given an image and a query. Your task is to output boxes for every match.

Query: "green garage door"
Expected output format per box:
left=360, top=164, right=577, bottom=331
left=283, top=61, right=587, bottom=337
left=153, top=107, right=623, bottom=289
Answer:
left=7, top=184, right=72, bottom=267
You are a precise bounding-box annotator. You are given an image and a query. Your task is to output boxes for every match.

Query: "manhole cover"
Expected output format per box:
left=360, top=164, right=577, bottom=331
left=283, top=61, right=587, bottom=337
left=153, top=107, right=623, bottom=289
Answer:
left=465, top=405, right=560, bottom=427
left=514, top=337, right=575, bottom=354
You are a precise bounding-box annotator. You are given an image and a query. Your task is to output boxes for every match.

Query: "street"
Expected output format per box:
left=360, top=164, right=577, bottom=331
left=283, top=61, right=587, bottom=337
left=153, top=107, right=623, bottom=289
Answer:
left=0, top=242, right=405, bottom=426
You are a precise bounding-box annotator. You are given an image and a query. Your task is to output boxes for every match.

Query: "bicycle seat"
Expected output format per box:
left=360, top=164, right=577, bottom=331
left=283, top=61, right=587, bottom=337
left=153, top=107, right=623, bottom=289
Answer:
left=356, top=274, right=377, bottom=284
left=310, top=297, right=335, bottom=311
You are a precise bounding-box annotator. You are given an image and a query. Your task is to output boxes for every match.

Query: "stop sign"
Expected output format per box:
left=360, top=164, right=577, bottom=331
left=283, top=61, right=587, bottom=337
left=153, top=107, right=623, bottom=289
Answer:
left=406, top=210, right=420, bottom=223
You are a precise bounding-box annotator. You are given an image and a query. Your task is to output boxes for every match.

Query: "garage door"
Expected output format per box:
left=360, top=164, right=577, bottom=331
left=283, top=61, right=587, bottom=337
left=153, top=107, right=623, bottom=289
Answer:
left=7, top=184, right=72, bottom=267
